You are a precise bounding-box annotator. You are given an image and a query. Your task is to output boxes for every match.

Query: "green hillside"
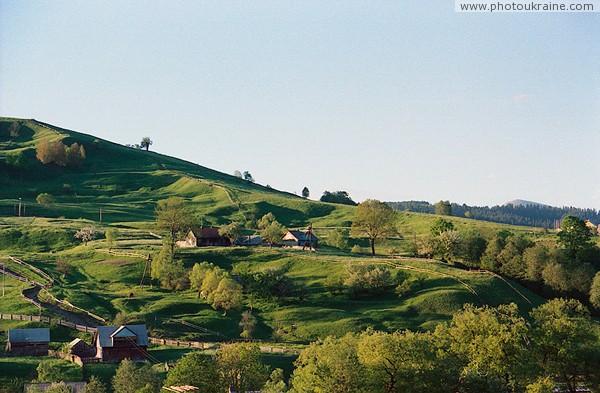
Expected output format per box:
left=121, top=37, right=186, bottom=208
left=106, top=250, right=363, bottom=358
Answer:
left=0, top=117, right=354, bottom=229
left=0, top=117, right=553, bottom=352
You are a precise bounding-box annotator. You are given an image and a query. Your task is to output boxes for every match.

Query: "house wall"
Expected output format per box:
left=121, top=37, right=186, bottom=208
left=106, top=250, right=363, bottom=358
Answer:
left=7, top=342, right=49, bottom=356
left=98, top=345, right=148, bottom=362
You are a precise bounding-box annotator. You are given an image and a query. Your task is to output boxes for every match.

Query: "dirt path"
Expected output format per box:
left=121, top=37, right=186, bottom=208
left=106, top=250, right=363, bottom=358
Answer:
left=21, top=285, right=99, bottom=327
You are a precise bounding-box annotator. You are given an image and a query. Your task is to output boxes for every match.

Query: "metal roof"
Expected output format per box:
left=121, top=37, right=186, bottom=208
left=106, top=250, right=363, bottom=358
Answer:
left=7, top=328, right=50, bottom=344
left=95, top=325, right=149, bottom=348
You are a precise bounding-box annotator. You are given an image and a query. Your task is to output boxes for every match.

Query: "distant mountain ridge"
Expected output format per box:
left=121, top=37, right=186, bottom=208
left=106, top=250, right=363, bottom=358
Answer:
left=504, top=199, right=549, bottom=207
left=387, top=200, right=600, bottom=228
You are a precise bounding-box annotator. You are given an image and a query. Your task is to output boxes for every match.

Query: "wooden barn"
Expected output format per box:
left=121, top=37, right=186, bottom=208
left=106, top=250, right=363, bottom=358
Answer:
left=93, top=325, right=149, bottom=362
left=6, top=328, right=50, bottom=356
left=176, top=228, right=231, bottom=248
left=282, top=230, right=318, bottom=249
left=69, top=338, right=95, bottom=358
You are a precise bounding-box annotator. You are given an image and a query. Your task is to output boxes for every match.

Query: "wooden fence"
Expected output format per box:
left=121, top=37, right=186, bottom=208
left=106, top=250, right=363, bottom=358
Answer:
left=0, top=313, right=97, bottom=333
left=1, top=313, right=300, bottom=355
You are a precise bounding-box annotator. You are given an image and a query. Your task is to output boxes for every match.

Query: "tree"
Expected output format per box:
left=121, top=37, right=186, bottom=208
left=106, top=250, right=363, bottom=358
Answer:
left=558, top=216, right=593, bottom=258
left=112, top=359, right=160, bottom=393
left=189, top=262, right=214, bottom=298
left=211, top=277, right=243, bottom=315
left=151, top=240, right=189, bottom=290
left=8, top=121, right=21, bottom=138
left=320, top=190, right=357, bottom=206
left=345, top=265, right=393, bottom=298
left=258, top=213, right=286, bottom=248
left=56, top=259, right=70, bottom=279
left=5, top=150, right=29, bottom=180
left=140, top=137, right=153, bottom=151
left=435, top=200, right=452, bottom=216
left=35, top=138, right=52, bottom=164
left=262, top=368, right=288, bottom=393
left=36, top=193, right=54, bottom=206
left=351, top=199, right=397, bottom=255
left=85, top=376, right=107, bottom=393
left=437, top=230, right=463, bottom=262
left=462, top=233, right=488, bottom=267
left=434, top=303, right=532, bottom=392
left=155, top=197, right=193, bottom=252
left=105, top=228, right=119, bottom=250
left=325, top=228, right=349, bottom=250
left=530, top=298, right=600, bottom=393
left=430, top=218, right=454, bottom=236
left=243, top=171, right=255, bottom=183
left=591, top=272, right=600, bottom=309
left=219, top=222, right=243, bottom=245
left=290, top=333, right=373, bottom=393
left=163, top=352, right=220, bottom=393
left=301, top=187, right=309, bottom=198
left=65, top=142, right=85, bottom=167
left=74, top=226, right=97, bottom=245
left=35, top=360, right=80, bottom=383
left=239, top=310, right=257, bottom=339
left=234, top=170, right=243, bottom=178
left=357, top=329, right=445, bottom=393
left=216, top=343, right=269, bottom=393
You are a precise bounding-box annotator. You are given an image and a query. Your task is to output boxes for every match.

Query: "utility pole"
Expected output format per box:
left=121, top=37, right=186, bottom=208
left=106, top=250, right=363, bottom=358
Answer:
left=99, top=207, right=103, bottom=223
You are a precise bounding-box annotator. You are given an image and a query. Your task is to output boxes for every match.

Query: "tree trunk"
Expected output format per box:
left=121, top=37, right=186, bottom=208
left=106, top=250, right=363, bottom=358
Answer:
left=371, top=239, right=376, bottom=255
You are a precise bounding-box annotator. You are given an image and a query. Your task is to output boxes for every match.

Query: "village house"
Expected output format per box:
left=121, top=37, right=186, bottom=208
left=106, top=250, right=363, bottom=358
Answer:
left=93, top=324, right=149, bottom=362
left=176, top=228, right=231, bottom=248
left=282, top=230, right=318, bottom=249
left=6, top=328, right=50, bottom=356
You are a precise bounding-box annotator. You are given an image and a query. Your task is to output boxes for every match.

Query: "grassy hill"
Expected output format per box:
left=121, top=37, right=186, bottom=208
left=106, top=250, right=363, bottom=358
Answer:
left=0, top=117, right=355, bottom=229
left=0, top=117, right=564, bottom=384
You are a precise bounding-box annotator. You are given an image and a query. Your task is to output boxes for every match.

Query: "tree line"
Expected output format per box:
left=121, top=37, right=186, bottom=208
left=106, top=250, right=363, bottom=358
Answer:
left=387, top=200, right=600, bottom=228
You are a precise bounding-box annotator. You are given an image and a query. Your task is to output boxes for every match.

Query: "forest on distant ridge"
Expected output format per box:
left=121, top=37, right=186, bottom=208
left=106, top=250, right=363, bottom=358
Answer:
left=387, top=200, right=600, bottom=228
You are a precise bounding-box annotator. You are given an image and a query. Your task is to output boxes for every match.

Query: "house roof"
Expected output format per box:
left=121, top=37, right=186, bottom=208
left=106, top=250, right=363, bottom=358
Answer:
left=234, top=235, right=262, bottom=246
left=95, top=325, right=149, bottom=348
left=7, top=328, right=50, bottom=344
left=25, top=382, right=87, bottom=393
left=284, top=230, right=318, bottom=242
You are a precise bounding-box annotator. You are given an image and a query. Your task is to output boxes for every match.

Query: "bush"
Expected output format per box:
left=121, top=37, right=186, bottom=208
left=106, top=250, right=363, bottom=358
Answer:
left=36, top=193, right=54, bottom=205
left=351, top=245, right=362, bottom=254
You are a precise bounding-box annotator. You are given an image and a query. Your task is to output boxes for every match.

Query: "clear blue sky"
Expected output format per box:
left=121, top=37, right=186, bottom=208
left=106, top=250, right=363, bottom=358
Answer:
left=1, top=1, right=598, bottom=208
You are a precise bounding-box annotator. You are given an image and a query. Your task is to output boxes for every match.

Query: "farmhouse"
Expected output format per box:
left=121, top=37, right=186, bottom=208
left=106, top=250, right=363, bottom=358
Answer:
left=282, top=230, right=318, bottom=249
left=93, top=324, right=149, bottom=362
left=176, top=228, right=231, bottom=248
left=6, top=328, right=50, bottom=356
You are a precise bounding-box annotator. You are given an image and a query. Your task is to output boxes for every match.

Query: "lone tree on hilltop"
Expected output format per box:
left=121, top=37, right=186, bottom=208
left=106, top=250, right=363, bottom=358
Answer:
left=140, top=137, right=153, bottom=151
left=351, top=199, right=397, bottom=255
left=302, top=187, right=310, bottom=198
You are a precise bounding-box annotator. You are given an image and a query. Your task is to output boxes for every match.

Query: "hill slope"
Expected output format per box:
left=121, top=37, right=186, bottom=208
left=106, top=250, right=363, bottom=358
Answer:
left=0, top=117, right=354, bottom=228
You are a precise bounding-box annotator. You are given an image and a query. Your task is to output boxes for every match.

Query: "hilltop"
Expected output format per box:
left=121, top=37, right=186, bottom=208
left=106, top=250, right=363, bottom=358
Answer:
left=0, top=117, right=354, bottom=228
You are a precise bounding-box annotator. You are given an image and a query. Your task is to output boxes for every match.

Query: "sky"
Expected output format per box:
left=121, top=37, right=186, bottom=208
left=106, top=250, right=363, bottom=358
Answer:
left=1, top=1, right=599, bottom=208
